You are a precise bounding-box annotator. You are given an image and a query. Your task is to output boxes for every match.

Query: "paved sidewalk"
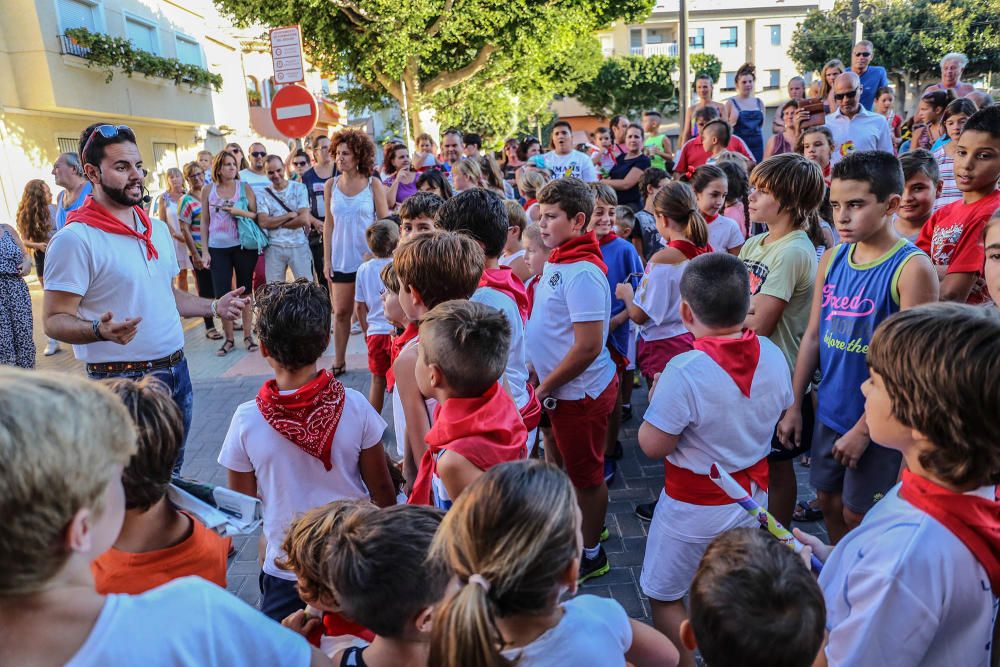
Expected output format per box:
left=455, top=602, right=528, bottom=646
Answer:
left=26, top=279, right=825, bottom=622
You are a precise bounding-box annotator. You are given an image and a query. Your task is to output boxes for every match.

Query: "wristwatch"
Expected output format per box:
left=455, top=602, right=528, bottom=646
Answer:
left=92, top=318, right=106, bottom=341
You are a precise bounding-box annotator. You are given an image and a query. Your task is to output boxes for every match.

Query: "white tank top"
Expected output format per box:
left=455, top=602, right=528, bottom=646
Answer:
left=329, top=176, right=375, bottom=273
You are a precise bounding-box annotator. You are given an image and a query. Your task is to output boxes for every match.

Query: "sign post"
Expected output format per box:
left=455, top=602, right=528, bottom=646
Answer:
left=269, top=25, right=305, bottom=85
left=270, top=85, right=318, bottom=139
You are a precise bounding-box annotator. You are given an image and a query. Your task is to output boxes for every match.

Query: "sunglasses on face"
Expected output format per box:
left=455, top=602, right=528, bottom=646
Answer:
left=855, top=52, right=871, bottom=58
left=251, top=151, right=267, bottom=158
left=293, top=160, right=308, bottom=167
left=834, top=89, right=859, bottom=101
left=229, top=147, right=242, bottom=154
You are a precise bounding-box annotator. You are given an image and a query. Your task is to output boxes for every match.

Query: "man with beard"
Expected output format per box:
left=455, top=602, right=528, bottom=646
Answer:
left=42, top=123, right=249, bottom=473
left=240, top=142, right=272, bottom=196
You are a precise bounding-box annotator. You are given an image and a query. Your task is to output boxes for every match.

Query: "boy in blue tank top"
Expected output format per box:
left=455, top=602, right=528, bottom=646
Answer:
left=777, top=151, right=938, bottom=543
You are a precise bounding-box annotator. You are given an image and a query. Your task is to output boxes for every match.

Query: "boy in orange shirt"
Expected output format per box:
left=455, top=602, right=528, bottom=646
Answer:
left=92, top=376, right=230, bottom=594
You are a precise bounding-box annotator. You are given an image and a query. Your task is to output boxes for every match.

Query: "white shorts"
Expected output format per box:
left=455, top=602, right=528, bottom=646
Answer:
left=639, top=488, right=763, bottom=601
left=525, top=427, right=539, bottom=457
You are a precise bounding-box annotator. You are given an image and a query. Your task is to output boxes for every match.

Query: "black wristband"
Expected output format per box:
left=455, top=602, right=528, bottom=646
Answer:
left=92, top=318, right=106, bottom=342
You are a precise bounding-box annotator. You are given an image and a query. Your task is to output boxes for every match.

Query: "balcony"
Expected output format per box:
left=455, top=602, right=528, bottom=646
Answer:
left=59, top=34, right=91, bottom=58
left=629, top=42, right=679, bottom=57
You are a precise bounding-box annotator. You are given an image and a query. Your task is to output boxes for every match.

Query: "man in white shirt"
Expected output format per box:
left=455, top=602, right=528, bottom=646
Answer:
left=43, top=123, right=247, bottom=473
left=543, top=121, right=598, bottom=182
left=826, top=72, right=894, bottom=165
left=240, top=142, right=272, bottom=196
left=258, top=155, right=312, bottom=282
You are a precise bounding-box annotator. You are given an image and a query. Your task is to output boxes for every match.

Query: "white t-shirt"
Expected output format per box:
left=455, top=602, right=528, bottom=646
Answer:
left=354, top=257, right=393, bottom=335
left=819, top=483, right=997, bottom=667
left=239, top=168, right=271, bottom=196
left=257, top=180, right=309, bottom=247
left=44, top=215, right=184, bottom=362
left=499, top=248, right=525, bottom=267
left=707, top=215, right=744, bottom=253
left=218, top=388, right=386, bottom=580
left=642, top=338, right=792, bottom=541
left=65, top=577, right=311, bottom=666
left=526, top=259, right=616, bottom=400
left=542, top=150, right=598, bottom=182
left=472, top=286, right=529, bottom=411
left=499, top=595, right=632, bottom=666
left=825, top=107, right=894, bottom=165
left=634, top=261, right=688, bottom=342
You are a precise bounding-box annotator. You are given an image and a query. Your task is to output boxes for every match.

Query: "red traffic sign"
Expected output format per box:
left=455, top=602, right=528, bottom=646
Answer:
left=270, top=84, right=318, bottom=139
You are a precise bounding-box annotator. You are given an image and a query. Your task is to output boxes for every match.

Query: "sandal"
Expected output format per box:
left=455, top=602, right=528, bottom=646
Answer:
left=244, top=336, right=259, bottom=353
left=205, top=328, right=223, bottom=341
left=331, top=364, right=347, bottom=377
left=234, top=321, right=243, bottom=331
left=217, top=339, right=235, bottom=356
left=793, top=499, right=823, bottom=523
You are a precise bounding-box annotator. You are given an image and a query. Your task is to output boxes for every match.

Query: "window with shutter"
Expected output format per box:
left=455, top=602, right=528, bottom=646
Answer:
left=175, top=36, right=201, bottom=66
left=57, top=0, right=98, bottom=32
left=125, top=16, right=157, bottom=53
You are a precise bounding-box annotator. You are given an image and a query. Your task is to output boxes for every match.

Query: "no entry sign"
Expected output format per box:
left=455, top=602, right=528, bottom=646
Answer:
left=270, top=25, right=304, bottom=85
left=270, top=84, right=318, bottom=139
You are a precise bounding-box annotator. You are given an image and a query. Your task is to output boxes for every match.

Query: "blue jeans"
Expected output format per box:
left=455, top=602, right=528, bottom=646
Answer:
left=86, top=356, right=193, bottom=474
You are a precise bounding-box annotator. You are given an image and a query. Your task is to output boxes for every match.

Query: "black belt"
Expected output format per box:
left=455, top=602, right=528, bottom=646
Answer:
left=86, top=349, right=184, bottom=374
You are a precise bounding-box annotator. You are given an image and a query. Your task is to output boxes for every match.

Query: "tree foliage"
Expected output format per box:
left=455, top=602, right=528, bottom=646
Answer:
left=213, top=0, right=654, bottom=137
left=574, top=53, right=722, bottom=118
left=789, top=0, right=1000, bottom=85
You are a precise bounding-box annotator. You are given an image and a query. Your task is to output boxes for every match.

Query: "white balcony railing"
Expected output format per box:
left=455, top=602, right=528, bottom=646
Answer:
left=628, top=42, right=679, bottom=58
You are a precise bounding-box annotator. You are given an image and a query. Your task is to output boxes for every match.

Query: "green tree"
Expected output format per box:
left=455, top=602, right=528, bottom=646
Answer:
left=689, top=53, right=722, bottom=84
left=213, top=0, right=654, bottom=137
left=789, top=0, right=1000, bottom=109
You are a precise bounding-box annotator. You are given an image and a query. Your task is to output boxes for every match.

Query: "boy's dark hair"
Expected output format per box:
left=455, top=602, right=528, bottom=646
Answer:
left=366, top=219, right=400, bottom=258
left=690, top=164, right=727, bottom=193
left=690, top=528, right=825, bottom=667
left=328, top=504, right=448, bottom=637
left=594, top=126, right=611, bottom=136
left=961, top=104, right=1000, bottom=140
left=101, top=376, right=184, bottom=512
left=639, top=167, right=669, bottom=198
left=463, top=132, right=482, bottom=149
left=680, top=253, right=750, bottom=327
left=414, top=171, right=454, bottom=200
left=537, top=177, right=594, bottom=228
left=399, top=191, right=445, bottom=222
left=899, top=149, right=939, bottom=183
left=419, top=300, right=511, bottom=396
left=644, top=109, right=662, bottom=118
left=694, top=106, right=721, bottom=123
left=552, top=119, right=572, bottom=132
left=393, top=231, right=483, bottom=309
left=832, top=151, right=904, bottom=202
left=942, top=98, right=978, bottom=128
left=868, top=303, right=1000, bottom=487
left=79, top=122, right=138, bottom=167
left=436, top=188, right=508, bottom=258
left=253, top=279, right=332, bottom=370
left=702, top=120, right=732, bottom=147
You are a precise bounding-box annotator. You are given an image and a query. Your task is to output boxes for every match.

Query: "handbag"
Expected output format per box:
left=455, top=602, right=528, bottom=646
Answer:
left=235, top=182, right=268, bottom=253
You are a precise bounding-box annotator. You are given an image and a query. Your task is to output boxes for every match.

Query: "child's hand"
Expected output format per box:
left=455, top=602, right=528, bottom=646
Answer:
left=832, top=429, right=870, bottom=469
left=615, top=282, right=634, bottom=301
left=281, top=609, right=322, bottom=638
left=793, top=528, right=833, bottom=567
left=776, top=407, right=803, bottom=450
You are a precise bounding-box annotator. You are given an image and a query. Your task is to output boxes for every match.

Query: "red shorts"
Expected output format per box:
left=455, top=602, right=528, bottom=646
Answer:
left=547, top=376, right=619, bottom=488
left=366, top=334, right=392, bottom=376
left=607, top=344, right=628, bottom=376
left=637, top=333, right=694, bottom=381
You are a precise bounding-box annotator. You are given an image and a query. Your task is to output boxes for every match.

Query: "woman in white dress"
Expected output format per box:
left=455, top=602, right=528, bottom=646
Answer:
left=158, top=167, right=193, bottom=292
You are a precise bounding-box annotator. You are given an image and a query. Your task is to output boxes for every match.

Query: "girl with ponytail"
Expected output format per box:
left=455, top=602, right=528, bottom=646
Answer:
left=430, top=460, right=678, bottom=667
left=615, top=181, right=712, bottom=385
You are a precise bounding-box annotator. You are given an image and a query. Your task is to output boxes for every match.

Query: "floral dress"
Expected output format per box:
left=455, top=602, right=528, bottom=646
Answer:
left=0, top=228, right=35, bottom=368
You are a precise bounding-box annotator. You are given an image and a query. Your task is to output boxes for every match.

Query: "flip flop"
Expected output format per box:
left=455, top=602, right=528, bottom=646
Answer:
left=793, top=500, right=823, bottom=522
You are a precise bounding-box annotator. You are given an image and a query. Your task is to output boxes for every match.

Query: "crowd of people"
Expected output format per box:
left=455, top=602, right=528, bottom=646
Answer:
left=1, top=37, right=1000, bottom=667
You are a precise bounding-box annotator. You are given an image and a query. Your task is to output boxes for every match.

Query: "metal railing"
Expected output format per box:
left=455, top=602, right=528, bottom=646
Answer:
left=629, top=42, right=679, bottom=58
left=59, top=34, right=91, bottom=58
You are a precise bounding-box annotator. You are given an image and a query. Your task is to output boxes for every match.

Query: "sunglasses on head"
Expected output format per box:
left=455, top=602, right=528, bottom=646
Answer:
left=855, top=51, right=871, bottom=57
left=81, top=124, right=134, bottom=162
left=834, top=89, right=859, bottom=101
left=251, top=151, right=267, bottom=158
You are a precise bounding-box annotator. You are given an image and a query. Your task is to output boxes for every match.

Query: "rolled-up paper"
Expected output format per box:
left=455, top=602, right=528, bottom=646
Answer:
left=709, top=462, right=824, bottom=573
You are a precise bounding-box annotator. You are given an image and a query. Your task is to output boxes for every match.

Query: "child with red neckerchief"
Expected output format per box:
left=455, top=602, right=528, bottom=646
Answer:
left=391, top=231, right=484, bottom=494
left=688, top=164, right=745, bottom=255
left=408, top=300, right=527, bottom=508
left=218, top=279, right=396, bottom=623
left=637, top=253, right=793, bottom=667
left=796, top=304, right=1000, bottom=667
left=616, top=181, right=712, bottom=388
left=526, top=177, right=618, bottom=583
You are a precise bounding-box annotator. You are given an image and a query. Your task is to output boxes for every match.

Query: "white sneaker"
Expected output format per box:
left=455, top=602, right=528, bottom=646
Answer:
left=43, top=339, right=61, bottom=356
left=350, top=321, right=362, bottom=335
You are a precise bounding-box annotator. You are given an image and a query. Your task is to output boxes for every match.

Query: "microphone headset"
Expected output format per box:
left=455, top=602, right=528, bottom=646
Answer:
left=140, top=182, right=152, bottom=204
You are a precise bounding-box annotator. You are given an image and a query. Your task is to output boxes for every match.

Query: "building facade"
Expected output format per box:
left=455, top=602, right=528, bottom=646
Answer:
left=0, top=0, right=341, bottom=220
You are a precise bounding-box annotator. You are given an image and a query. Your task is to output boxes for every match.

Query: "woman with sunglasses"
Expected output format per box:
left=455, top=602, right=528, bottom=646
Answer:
left=201, top=151, right=259, bottom=355
left=287, top=149, right=311, bottom=182
left=178, top=162, right=221, bottom=341
left=224, top=142, right=250, bottom=171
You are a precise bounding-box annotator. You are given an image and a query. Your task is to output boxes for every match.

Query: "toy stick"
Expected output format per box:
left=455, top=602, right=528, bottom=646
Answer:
left=709, top=462, right=824, bottom=573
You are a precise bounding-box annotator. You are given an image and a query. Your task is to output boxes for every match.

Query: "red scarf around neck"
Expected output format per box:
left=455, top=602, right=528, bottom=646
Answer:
left=598, top=231, right=618, bottom=245
left=306, top=611, right=376, bottom=648
left=668, top=238, right=713, bottom=260
left=255, top=369, right=346, bottom=470
left=703, top=212, right=719, bottom=223
left=548, top=231, right=607, bottom=274
left=899, top=469, right=1000, bottom=592
left=67, top=195, right=158, bottom=260
left=386, top=322, right=419, bottom=392
left=479, top=267, right=529, bottom=323
left=522, top=198, right=537, bottom=211
left=408, top=382, right=527, bottom=506
left=692, top=329, right=761, bottom=398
